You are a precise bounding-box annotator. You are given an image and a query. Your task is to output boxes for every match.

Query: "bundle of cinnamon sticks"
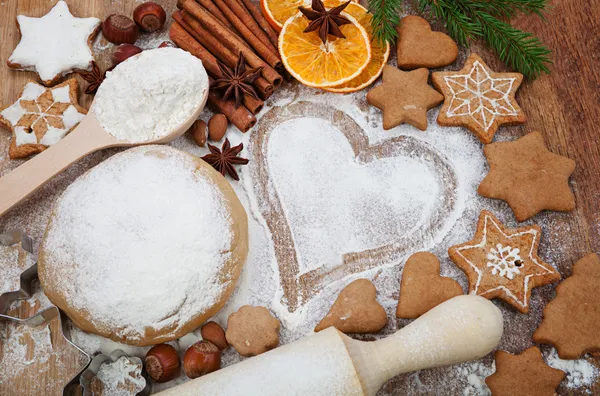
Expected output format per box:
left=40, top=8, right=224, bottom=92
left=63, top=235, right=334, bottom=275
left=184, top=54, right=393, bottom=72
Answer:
left=171, top=0, right=283, bottom=132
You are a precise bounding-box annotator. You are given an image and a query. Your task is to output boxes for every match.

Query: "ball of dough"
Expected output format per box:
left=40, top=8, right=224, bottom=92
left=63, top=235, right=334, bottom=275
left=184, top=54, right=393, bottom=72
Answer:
left=39, top=146, right=248, bottom=346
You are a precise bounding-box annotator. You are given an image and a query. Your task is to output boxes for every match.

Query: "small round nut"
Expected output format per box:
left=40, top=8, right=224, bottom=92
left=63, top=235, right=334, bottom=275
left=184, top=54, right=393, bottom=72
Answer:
left=103, top=15, right=139, bottom=45
left=112, top=44, right=142, bottom=66
left=183, top=341, right=221, bottom=379
left=189, top=120, right=207, bottom=148
left=145, top=344, right=181, bottom=383
left=208, top=114, right=228, bottom=141
left=133, top=2, right=167, bottom=33
left=201, top=321, right=228, bottom=350
left=158, top=41, right=176, bottom=49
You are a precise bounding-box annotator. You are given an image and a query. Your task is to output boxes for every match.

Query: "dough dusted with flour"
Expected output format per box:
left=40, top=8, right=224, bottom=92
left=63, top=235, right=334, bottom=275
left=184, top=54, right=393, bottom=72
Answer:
left=39, top=146, right=248, bottom=346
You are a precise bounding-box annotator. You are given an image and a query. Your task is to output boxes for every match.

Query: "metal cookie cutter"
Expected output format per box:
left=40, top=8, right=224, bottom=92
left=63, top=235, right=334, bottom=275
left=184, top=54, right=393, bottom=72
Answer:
left=80, top=349, right=151, bottom=396
left=0, top=306, right=92, bottom=396
left=0, top=230, right=37, bottom=314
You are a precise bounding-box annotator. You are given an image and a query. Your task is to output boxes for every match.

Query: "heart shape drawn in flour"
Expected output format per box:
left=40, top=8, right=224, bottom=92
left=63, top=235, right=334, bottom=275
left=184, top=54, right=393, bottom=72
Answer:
left=249, top=102, right=459, bottom=312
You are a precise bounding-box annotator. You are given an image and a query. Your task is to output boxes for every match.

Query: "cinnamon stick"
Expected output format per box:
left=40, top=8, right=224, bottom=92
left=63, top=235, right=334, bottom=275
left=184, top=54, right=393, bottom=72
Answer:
left=178, top=11, right=274, bottom=99
left=177, top=0, right=235, bottom=31
left=211, top=0, right=282, bottom=69
left=181, top=0, right=282, bottom=87
left=170, top=21, right=263, bottom=118
left=207, top=90, right=256, bottom=132
left=173, top=13, right=267, bottom=110
left=237, top=0, right=279, bottom=49
left=221, top=0, right=278, bottom=55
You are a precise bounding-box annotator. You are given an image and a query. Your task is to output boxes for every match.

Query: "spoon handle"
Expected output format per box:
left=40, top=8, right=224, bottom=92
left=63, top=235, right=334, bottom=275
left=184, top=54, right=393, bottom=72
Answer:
left=0, top=115, right=118, bottom=217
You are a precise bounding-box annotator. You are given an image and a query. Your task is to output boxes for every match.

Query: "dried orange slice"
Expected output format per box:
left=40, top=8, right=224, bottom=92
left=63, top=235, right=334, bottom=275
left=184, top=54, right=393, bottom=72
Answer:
left=322, top=3, right=390, bottom=93
left=279, top=12, right=371, bottom=88
left=261, top=0, right=357, bottom=32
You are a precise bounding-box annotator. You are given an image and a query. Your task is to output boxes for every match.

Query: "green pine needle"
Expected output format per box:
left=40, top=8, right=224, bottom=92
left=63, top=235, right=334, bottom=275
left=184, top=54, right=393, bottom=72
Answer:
left=369, top=0, right=402, bottom=45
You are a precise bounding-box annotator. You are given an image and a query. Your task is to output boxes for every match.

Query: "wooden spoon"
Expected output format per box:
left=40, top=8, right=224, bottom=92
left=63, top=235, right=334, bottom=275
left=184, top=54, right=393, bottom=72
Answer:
left=0, top=93, right=207, bottom=217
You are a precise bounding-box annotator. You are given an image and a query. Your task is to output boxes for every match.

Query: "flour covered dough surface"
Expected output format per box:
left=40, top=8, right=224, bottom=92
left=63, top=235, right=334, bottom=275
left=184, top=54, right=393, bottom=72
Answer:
left=38, top=145, right=248, bottom=346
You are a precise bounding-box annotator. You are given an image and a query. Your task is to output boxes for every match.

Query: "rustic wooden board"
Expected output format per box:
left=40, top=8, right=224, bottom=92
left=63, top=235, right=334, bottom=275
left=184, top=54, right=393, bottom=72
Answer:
left=0, top=0, right=599, bottom=395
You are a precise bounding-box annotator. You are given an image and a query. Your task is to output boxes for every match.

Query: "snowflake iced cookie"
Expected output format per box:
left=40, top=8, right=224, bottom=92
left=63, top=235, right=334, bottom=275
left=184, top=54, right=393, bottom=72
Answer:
left=432, top=54, right=526, bottom=144
left=448, top=210, right=560, bottom=313
left=7, top=1, right=101, bottom=86
left=0, top=79, right=87, bottom=159
left=485, top=347, right=565, bottom=396
left=479, top=131, right=576, bottom=222
left=534, top=253, right=600, bottom=359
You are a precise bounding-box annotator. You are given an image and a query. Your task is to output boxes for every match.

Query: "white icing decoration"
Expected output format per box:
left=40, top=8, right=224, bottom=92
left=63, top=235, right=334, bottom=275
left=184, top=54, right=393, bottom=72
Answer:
left=443, top=60, right=518, bottom=131
left=14, top=126, right=37, bottom=146
left=486, top=243, right=521, bottom=280
left=8, top=1, right=100, bottom=82
left=39, top=126, right=68, bottom=146
left=62, top=105, right=85, bottom=130
left=51, top=86, right=71, bottom=103
left=20, top=82, right=46, bottom=100
left=455, top=213, right=556, bottom=309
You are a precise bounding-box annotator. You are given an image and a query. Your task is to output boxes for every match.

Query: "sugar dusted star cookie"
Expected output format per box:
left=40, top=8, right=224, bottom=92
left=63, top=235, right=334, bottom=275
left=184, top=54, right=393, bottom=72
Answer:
left=479, top=131, right=576, bottom=222
left=448, top=210, right=560, bottom=313
left=432, top=54, right=526, bottom=143
left=485, top=347, right=565, bottom=396
left=0, top=79, right=87, bottom=159
left=8, top=1, right=101, bottom=86
left=367, top=66, right=443, bottom=131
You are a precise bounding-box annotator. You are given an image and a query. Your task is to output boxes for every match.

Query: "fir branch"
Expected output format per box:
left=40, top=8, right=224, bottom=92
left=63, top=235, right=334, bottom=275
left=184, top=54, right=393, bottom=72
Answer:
left=418, top=0, right=552, bottom=79
left=368, top=0, right=402, bottom=45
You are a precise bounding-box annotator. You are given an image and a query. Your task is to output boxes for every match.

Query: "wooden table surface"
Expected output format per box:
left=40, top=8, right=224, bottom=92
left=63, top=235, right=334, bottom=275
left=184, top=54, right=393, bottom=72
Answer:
left=0, top=0, right=599, bottom=395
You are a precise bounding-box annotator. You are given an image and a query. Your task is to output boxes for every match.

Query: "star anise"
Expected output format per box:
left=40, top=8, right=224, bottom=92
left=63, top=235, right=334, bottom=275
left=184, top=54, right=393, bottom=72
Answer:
left=211, top=54, right=262, bottom=109
left=299, top=0, right=351, bottom=45
left=201, top=138, right=249, bottom=181
left=78, top=62, right=107, bottom=94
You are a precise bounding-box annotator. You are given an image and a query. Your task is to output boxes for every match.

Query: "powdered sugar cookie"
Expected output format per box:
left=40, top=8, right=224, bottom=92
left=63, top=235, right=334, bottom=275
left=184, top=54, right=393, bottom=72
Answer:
left=0, top=79, right=87, bottom=159
left=7, top=1, right=101, bottom=86
left=448, top=210, right=560, bottom=313
left=315, top=279, right=387, bottom=333
left=432, top=54, right=526, bottom=144
left=226, top=306, right=280, bottom=356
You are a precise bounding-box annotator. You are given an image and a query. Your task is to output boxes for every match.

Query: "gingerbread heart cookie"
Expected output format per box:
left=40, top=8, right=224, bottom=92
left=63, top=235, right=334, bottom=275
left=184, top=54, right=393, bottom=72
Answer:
left=315, top=279, right=387, bottom=334
left=533, top=253, right=600, bottom=359
left=485, top=347, right=565, bottom=396
left=396, top=16, right=458, bottom=70
left=396, top=252, right=463, bottom=319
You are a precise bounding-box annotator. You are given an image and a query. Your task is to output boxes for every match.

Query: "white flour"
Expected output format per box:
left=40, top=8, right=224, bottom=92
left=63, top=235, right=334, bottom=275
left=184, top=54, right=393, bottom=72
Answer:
left=0, top=243, right=35, bottom=294
left=39, top=146, right=235, bottom=342
left=546, top=349, right=599, bottom=389
left=92, top=356, right=146, bottom=396
left=92, top=48, right=208, bottom=143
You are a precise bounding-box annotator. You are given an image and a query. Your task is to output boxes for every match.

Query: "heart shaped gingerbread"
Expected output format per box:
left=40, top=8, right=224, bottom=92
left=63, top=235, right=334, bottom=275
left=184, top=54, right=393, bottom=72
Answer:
left=396, top=16, right=458, bottom=70
left=314, top=279, right=387, bottom=333
left=396, top=252, right=463, bottom=318
left=249, top=102, right=459, bottom=312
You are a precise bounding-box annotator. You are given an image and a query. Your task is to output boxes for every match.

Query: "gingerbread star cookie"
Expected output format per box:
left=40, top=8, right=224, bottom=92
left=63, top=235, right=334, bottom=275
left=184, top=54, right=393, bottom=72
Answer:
left=432, top=54, right=526, bottom=143
left=479, top=131, right=576, bottom=222
left=0, top=79, right=87, bottom=159
left=397, top=252, right=463, bottom=319
left=315, top=279, right=387, bottom=334
left=7, top=1, right=101, bottom=86
left=396, top=16, right=458, bottom=70
left=485, top=347, right=565, bottom=396
left=367, top=66, right=443, bottom=131
left=448, top=210, right=560, bottom=313
left=533, top=253, right=600, bottom=359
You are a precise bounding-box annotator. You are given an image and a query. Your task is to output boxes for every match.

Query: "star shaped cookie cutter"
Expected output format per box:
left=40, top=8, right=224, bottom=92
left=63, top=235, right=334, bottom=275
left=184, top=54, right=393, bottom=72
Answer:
left=0, top=230, right=91, bottom=396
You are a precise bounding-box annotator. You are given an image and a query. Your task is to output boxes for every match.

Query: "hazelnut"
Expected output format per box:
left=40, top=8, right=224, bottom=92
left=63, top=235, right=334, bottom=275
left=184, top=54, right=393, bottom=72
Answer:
left=103, top=15, right=139, bottom=45
left=189, top=120, right=207, bottom=147
left=133, top=2, right=167, bottom=33
left=112, top=44, right=143, bottom=66
left=145, top=344, right=180, bottom=383
left=208, top=114, right=228, bottom=141
left=201, top=321, right=228, bottom=350
left=158, top=41, right=177, bottom=49
left=183, top=341, right=221, bottom=379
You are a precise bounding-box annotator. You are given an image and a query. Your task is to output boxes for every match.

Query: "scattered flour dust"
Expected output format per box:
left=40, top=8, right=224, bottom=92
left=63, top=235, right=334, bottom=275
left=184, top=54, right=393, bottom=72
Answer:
left=454, top=361, right=495, bottom=395
left=546, top=349, right=599, bottom=389
left=90, top=356, right=146, bottom=396
left=0, top=243, right=35, bottom=294
left=40, top=146, right=235, bottom=342
left=92, top=48, right=208, bottom=143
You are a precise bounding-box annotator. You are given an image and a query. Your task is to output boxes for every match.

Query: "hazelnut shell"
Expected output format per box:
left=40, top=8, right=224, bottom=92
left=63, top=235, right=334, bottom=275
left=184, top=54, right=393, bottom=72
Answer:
left=103, top=15, right=139, bottom=45
left=183, top=341, right=221, bottom=379
left=145, top=344, right=181, bottom=383
left=133, top=2, right=167, bottom=33
left=201, top=321, right=228, bottom=350
left=112, top=44, right=143, bottom=66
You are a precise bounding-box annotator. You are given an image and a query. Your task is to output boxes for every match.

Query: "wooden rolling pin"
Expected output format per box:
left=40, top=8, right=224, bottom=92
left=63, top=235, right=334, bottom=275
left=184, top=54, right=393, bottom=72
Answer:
left=157, top=295, right=503, bottom=395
